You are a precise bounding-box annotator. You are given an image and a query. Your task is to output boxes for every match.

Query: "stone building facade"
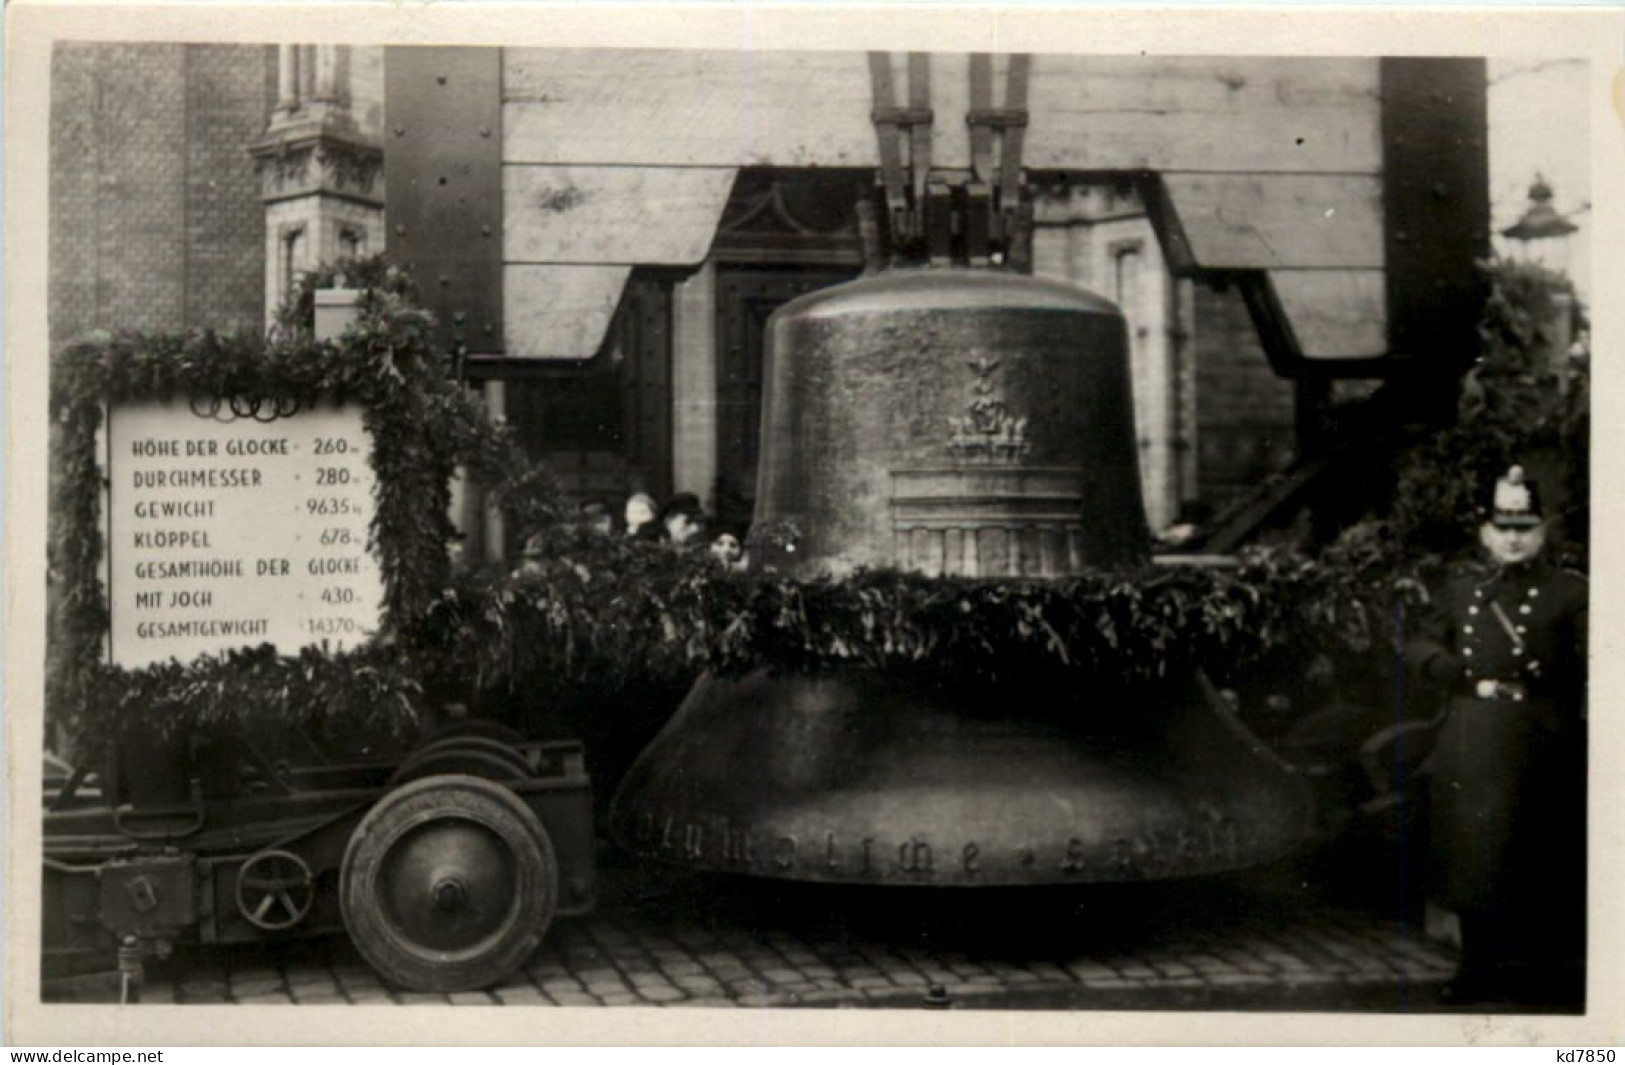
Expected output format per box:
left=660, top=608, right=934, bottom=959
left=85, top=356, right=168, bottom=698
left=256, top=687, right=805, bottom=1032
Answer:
left=49, top=44, right=1483, bottom=546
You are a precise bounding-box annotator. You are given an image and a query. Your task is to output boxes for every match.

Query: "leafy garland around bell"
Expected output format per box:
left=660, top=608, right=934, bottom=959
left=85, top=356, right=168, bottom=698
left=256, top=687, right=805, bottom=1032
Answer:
left=421, top=537, right=1423, bottom=710
left=48, top=256, right=1585, bottom=747
left=48, top=256, right=561, bottom=746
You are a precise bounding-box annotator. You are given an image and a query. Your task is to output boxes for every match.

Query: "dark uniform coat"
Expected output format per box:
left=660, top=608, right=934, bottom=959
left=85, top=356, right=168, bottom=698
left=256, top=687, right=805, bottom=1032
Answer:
left=1405, top=558, right=1587, bottom=924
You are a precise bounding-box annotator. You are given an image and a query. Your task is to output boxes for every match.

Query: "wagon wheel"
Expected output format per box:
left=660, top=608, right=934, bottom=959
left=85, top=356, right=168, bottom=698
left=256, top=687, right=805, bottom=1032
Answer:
left=235, top=849, right=316, bottom=931
left=340, top=774, right=558, bottom=993
left=426, top=719, right=527, bottom=747
left=390, top=736, right=532, bottom=785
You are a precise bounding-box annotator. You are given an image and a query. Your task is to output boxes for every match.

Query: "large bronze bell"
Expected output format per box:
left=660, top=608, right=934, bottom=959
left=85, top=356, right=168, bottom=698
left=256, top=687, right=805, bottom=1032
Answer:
left=610, top=268, right=1313, bottom=885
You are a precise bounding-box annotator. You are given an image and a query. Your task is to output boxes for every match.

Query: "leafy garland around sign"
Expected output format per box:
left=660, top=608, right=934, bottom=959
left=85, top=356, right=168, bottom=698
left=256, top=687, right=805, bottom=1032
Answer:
left=48, top=256, right=561, bottom=748
left=48, top=257, right=1586, bottom=756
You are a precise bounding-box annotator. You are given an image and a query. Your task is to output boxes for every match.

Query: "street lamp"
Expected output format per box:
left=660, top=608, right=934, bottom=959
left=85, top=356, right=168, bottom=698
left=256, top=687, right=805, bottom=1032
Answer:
left=1501, top=174, right=1585, bottom=375
left=1501, top=173, right=1578, bottom=272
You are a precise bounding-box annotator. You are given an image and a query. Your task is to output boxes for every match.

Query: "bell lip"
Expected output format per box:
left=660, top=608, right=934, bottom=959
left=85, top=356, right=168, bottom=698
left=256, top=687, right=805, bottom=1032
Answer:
left=771, top=266, right=1124, bottom=322
left=608, top=667, right=1319, bottom=887
left=608, top=847, right=1313, bottom=888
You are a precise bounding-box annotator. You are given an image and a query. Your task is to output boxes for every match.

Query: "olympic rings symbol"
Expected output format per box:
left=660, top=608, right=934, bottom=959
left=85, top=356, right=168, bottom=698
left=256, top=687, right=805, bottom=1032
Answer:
left=188, top=394, right=303, bottom=423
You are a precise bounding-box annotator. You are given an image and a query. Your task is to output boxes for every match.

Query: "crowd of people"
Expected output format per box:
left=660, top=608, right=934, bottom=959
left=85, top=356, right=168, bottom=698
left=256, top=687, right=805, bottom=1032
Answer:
left=520, top=490, right=749, bottom=572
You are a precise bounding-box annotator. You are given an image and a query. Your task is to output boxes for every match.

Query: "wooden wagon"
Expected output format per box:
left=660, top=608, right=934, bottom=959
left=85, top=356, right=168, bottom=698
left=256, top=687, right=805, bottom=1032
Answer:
left=43, top=722, right=596, bottom=999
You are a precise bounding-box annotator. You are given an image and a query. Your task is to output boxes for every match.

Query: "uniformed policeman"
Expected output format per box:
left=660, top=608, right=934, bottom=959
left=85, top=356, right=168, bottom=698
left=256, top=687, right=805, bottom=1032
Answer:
left=1405, top=465, right=1587, bottom=1006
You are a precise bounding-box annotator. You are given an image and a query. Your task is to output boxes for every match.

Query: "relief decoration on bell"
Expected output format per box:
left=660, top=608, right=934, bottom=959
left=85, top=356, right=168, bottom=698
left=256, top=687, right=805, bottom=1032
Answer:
left=946, top=352, right=1032, bottom=464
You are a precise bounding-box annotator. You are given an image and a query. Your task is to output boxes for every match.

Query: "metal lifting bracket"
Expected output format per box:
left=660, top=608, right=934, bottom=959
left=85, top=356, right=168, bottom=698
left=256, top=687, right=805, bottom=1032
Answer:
left=871, top=106, right=935, bottom=125
left=870, top=52, right=1033, bottom=267
left=964, top=110, right=1029, bottom=129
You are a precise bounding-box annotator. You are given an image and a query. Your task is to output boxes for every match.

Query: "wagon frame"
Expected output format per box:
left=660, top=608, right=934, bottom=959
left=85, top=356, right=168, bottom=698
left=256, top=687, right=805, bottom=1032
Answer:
left=42, top=724, right=596, bottom=1001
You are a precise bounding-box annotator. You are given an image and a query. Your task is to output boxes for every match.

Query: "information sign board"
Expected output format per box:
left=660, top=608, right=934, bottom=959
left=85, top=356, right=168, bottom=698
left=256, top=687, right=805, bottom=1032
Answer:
left=106, top=397, right=383, bottom=667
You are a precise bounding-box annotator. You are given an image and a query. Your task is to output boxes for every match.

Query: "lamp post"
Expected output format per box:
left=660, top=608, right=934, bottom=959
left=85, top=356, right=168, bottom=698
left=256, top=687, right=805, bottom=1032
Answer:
left=1501, top=174, right=1582, bottom=375
left=1501, top=174, right=1578, bottom=271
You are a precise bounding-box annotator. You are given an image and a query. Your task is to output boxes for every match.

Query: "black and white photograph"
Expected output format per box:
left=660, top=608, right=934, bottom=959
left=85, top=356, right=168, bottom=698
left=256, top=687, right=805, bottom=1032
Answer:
left=5, top=2, right=1622, bottom=1048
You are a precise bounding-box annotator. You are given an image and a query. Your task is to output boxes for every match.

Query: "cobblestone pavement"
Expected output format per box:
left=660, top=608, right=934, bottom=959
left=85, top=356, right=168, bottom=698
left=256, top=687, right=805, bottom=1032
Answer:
left=78, top=851, right=1483, bottom=1012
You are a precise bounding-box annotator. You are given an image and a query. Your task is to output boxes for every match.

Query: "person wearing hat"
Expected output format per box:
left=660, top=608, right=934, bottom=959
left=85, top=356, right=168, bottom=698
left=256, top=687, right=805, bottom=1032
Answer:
left=1404, top=465, right=1588, bottom=1006
left=578, top=498, right=616, bottom=539
left=624, top=491, right=661, bottom=542
left=659, top=491, right=708, bottom=550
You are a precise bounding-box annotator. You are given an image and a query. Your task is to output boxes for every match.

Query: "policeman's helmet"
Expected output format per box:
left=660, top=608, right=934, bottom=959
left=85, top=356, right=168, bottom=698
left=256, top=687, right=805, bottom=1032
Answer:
left=1484, top=465, right=1544, bottom=528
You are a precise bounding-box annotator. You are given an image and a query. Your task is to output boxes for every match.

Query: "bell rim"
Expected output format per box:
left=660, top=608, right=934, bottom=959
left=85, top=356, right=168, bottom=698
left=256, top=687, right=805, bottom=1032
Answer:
left=609, top=669, right=1317, bottom=887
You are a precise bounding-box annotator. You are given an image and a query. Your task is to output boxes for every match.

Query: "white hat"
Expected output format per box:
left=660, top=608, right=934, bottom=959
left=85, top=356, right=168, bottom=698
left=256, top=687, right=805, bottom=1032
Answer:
left=1488, top=465, right=1543, bottom=528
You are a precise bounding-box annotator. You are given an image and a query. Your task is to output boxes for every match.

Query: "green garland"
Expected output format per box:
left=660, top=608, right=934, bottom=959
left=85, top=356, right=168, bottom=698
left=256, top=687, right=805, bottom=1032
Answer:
left=46, top=257, right=1584, bottom=751
left=420, top=538, right=1427, bottom=705
left=73, top=644, right=425, bottom=744
left=47, top=258, right=558, bottom=748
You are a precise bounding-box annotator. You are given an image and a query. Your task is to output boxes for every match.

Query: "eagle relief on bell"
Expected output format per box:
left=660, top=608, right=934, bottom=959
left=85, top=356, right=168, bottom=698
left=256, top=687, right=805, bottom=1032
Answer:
left=945, top=353, right=1031, bottom=464
left=610, top=210, right=1313, bottom=888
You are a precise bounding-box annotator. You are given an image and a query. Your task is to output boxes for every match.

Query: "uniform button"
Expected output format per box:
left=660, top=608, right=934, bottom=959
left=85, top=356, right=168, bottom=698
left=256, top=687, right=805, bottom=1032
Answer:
left=1469, top=606, right=1480, bottom=615
left=1513, top=693, right=1524, bottom=702
left=1474, top=590, right=1483, bottom=599
left=1512, top=647, right=1523, bottom=656
left=1520, top=605, right=1532, bottom=615
left=1463, top=648, right=1473, bottom=656
left=1516, top=625, right=1526, bottom=634
left=1529, top=588, right=1540, bottom=598
left=1463, top=625, right=1474, bottom=634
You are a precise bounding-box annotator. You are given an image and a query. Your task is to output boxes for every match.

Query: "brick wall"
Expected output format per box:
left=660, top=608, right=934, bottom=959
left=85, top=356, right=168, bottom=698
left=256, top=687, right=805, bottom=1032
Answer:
left=1192, top=281, right=1298, bottom=511
left=49, top=42, right=273, bottom=349
left=49, top=44, right=102, bottom=347
left=185, top=47, right=275, bottom=331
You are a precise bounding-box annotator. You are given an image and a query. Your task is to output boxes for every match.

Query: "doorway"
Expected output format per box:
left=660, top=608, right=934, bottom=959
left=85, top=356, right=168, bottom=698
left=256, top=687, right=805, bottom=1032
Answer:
left=712, top=265, right=858, bottom=529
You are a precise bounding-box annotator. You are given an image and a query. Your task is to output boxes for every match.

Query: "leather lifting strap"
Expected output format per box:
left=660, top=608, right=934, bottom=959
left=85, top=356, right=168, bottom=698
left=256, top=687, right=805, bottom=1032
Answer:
left=968, top=54, right=995, bottom=185
left=868, top=52, right=907, bottom=245
left=967, top=54, right=1032, bottom=249
left=1000, top=55, right=1032, bottom=229
left=868, top=52, right=933, bottom=251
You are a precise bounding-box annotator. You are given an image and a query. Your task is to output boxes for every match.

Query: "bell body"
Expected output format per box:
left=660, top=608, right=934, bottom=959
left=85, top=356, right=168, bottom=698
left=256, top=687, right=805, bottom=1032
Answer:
left=751, top=268, right=1149, bottom=577
left=611, top=267, right=1314, bottom=884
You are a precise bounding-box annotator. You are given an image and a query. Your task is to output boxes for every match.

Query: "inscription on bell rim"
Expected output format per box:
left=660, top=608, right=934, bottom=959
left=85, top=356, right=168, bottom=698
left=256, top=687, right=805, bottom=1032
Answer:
left=637, top=812, right=1262, bottom=883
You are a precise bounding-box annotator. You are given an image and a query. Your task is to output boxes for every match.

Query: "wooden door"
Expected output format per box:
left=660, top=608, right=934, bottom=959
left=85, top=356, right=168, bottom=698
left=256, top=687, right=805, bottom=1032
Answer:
left=505, top=276, right=673, bottom=504
left=714, top=266, right=857, bottom=525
